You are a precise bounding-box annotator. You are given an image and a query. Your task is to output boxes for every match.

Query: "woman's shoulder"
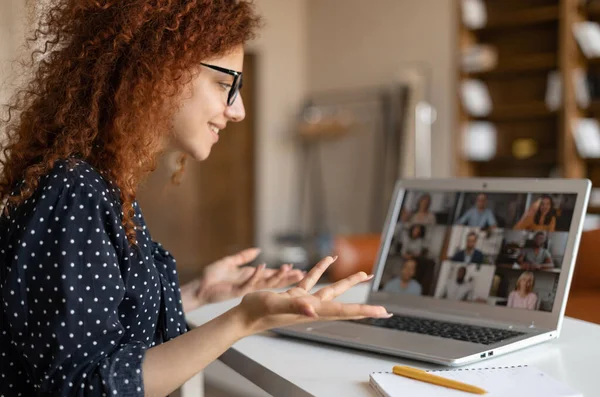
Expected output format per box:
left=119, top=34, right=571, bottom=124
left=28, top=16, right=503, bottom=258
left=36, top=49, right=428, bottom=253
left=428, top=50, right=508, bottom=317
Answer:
left=42, top=158, right=107, bottom=186
left=5, top=158, right=120, bottom=219
left=35, top=158, right=118, bottom=201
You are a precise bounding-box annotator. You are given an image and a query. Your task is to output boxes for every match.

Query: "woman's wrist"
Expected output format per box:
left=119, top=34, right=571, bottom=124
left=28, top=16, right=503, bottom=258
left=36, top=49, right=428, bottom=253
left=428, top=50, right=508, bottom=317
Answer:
left=222, top=304, right=255, bottom=340
left=181, top=278, right=208, bottom=313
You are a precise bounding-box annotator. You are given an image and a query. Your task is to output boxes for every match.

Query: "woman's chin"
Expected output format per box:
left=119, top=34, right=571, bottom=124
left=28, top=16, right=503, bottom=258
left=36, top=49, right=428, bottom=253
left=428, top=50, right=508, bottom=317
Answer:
left=187, top=146, right=212, bottom=162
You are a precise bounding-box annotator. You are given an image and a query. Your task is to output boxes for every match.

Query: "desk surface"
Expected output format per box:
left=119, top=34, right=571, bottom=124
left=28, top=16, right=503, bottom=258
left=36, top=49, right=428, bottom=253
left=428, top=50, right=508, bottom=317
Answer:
left=187, top=284, right=599, bottom=397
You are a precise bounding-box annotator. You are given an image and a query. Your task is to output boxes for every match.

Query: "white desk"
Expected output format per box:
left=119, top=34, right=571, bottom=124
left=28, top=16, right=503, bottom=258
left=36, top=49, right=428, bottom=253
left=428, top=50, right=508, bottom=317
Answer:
left=186, top=284, right=599, bottom=397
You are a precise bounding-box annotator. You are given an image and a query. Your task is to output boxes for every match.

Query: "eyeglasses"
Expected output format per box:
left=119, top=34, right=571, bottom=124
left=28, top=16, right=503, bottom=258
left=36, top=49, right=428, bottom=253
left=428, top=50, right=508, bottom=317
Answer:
left=200, top=62, right=243, bottom=106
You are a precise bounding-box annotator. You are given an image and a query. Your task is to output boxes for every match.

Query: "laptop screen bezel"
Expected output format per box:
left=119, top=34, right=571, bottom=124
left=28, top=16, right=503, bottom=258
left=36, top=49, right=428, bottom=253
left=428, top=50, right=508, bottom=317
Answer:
left=367, top=177, right=591, bottom=331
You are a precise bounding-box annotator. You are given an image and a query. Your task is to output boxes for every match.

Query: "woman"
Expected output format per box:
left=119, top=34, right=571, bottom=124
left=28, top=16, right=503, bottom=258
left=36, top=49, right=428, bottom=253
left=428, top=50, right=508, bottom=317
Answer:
left=410, top=193, right=436, bottom=225
left=0, top=2, right=390, bottom=396
left=507, top=272, right=538, bottom=310
left=400, top=193, right=436, bottom=226
left=514, top=195, right=557, bottom=232
left=401, top=224, right=427, bottom=260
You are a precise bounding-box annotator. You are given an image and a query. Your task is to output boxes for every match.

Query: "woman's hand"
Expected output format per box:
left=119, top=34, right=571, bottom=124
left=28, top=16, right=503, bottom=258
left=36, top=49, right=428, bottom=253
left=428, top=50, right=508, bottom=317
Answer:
left=231, top=256, right=392, bottom=336
left=181, top=248, right=305, bottom=313
left=525, top=199, right=540, bottom=218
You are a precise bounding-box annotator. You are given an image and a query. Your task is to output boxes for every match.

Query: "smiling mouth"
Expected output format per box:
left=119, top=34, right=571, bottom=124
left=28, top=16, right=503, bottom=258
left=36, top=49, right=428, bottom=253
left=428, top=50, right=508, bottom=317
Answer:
left=209, top=124, right=221, bottom=142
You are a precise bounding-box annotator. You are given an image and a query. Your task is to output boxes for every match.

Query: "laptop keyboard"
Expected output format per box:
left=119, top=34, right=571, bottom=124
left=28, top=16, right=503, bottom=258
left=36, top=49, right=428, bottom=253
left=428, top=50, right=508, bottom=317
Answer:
left=351, top=315, right=525, bottom=345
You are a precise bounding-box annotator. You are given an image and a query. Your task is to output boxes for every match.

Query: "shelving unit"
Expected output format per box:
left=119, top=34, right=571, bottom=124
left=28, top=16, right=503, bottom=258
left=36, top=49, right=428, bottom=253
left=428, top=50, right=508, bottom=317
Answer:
left=455, top=0, right=589, bottom=180
left=469, top=52, right=557, bottom=77
left=480, top=5, right=560, bottom=30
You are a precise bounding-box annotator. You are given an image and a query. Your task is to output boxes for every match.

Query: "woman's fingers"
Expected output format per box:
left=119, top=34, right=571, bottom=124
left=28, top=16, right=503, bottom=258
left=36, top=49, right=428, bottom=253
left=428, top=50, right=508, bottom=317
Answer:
left=264, top=264, right=291, bottom=288
left=225, top=248, right=262, bottom=268
left=313, top=301, right=391, bottom=319
left=281, top=269, right=304, bottom=285
left=274, top=295, right=390, bottom=319
left=297, top=256, right=337, bottom=292
left=243, top=293, right=391, bottom=334
left=313, top=272, right=373, bottom=301
left=240, top=264, right=266, bottom=294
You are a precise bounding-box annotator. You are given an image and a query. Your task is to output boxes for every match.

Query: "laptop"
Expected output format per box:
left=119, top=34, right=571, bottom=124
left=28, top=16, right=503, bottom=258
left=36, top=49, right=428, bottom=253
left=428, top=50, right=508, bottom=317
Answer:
left=273, top=178, right=591, bottom=366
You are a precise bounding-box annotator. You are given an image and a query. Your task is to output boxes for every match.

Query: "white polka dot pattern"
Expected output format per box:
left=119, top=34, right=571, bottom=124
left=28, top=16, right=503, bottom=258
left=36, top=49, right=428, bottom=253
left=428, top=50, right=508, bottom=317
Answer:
left=0, top=159, right=187, bottom=396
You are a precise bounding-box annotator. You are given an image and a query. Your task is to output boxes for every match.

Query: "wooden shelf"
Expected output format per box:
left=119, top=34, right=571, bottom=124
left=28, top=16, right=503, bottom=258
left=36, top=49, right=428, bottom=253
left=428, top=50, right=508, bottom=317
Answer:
left=587, top=205, right=600, bottom=214
left=472, top=102, right=556, bottom=122
left=472, top=6, right=559, bottom=31
left=584, top=157, right=600, bottom=165
left=584, top=100, right=600, bottom=115
left=587, top=1, right=600, bottom=18
left=468, top=53, right=557, bottom=78
left=588, top=58, right=600, bottom=67
left=470, top=152, right=557, bottom=166
left=472, top=161, right=556, bottom=178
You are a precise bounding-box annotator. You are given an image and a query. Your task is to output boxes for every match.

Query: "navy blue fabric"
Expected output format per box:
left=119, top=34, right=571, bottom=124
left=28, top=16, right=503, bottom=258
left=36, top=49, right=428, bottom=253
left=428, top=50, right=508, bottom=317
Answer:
left=0, top=159, right=187, bottom=396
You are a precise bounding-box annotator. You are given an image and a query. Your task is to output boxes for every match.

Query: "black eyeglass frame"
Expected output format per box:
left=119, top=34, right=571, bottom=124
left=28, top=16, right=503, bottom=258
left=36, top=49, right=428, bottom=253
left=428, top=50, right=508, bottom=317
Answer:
left=200, top=62, right=243, bottom=106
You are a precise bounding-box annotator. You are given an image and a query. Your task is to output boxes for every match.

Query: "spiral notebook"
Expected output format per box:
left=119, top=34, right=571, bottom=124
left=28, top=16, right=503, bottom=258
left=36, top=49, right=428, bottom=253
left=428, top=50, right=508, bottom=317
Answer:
left=369, top=365, right=582, bottom=397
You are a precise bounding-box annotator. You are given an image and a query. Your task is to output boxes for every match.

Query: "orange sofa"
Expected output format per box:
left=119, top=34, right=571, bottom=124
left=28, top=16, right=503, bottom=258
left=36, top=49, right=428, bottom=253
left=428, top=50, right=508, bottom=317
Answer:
left=328, top=234, right=381, bottom=281
left=565, top=229, right=600, bottom=325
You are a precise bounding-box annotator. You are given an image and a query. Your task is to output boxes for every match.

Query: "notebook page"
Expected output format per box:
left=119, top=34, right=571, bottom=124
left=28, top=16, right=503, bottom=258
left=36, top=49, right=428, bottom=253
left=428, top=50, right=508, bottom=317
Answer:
left=370, top=366, right=581, bottom=397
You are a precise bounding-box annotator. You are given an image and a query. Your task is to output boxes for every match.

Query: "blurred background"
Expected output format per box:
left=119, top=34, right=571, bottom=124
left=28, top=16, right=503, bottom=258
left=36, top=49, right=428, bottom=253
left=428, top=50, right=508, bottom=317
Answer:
left=3, top=0, right=600, bottom=283
left=5, top=1, right=600, bottom=395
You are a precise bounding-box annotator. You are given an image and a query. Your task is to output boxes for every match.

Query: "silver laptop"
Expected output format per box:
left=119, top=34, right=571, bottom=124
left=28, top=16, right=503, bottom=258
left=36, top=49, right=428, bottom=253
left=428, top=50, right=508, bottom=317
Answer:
left=273, top=178, right=591, bottom=366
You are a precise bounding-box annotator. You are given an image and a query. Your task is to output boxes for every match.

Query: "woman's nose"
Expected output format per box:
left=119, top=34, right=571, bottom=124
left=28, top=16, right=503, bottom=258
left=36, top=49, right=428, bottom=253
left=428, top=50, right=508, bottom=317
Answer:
left=226, top=94, right=246, bottom=122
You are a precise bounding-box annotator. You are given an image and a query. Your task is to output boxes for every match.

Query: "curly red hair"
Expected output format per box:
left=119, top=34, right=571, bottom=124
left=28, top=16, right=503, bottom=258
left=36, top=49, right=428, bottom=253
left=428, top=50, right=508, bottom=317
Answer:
left=0, top=0, right=261, bottom=245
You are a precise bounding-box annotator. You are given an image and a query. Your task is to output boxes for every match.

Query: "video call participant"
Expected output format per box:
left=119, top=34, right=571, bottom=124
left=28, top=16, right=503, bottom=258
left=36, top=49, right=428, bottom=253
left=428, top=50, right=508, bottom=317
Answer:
left=382, top=258, right=422, bottom=296
left=514, top=194, right=557, bottom=232
left=451, top=231, right=485, bottom=265
left=456, top=193, right=497, bottom=229
left=507, top=271, right=538, bottom=310
left=401, top=224, right=428, bottom=260
left=518, top=232, right=554, bottom=270
left=402, top=193, right=437, bottom=225
left=440, top=266, right=474, bottom=302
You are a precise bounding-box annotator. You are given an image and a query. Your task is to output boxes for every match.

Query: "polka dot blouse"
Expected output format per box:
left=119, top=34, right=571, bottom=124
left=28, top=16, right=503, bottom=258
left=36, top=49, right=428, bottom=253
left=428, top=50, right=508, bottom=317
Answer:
left=0, top=159, right=187, bottom=396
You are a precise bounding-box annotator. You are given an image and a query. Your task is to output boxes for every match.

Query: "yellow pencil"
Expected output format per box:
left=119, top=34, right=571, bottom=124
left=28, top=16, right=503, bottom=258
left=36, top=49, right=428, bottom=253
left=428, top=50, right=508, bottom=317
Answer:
left=392, top=365, right=487, bottom=395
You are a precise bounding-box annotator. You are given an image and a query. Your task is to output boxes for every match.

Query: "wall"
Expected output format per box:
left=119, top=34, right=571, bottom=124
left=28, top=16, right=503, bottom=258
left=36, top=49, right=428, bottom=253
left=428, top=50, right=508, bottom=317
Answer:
left=306, top=0, right=455, bottom=178
left=247, top=0, right=307, bottom=259
left=0, top=0, right=28, bottom=108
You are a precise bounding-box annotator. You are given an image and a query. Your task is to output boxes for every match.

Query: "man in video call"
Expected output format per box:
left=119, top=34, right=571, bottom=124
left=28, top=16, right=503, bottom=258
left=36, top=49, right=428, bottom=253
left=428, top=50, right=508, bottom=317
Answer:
left=518, top=231, right=554, bottom=270
left=441, top=266, right=474, bottom=301
left=451, top=231, right=485, bottom=265
left=382, top=258, right=422, bottom=295
left=456, top=193, right=497, bottom=229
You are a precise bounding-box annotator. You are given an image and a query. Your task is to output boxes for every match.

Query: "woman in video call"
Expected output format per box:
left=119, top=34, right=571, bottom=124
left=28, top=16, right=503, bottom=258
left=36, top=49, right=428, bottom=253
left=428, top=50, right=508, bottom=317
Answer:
left=0, top=1, right=391, bottom=396
left=401, top=224, right=428, bottom=260
left=514, top=195, right=557, bottom=232
left=403, top=193, right=436, bottom=225
left=507, top=272, right=538, bottom=310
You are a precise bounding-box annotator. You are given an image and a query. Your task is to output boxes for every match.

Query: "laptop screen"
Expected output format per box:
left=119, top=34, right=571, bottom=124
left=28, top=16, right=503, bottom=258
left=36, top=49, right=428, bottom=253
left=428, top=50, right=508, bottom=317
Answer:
left=377, top=190, right=577, bottom=313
